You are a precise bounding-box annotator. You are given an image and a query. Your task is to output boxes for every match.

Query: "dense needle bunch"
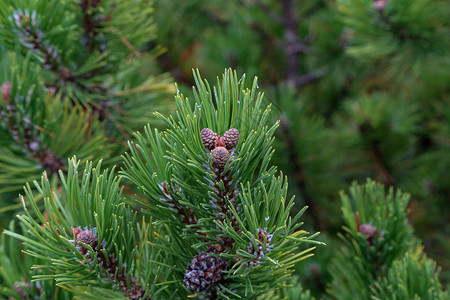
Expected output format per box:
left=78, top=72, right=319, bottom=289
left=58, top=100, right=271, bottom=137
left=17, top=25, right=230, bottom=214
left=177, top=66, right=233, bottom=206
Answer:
left=71, top=227, right=145, bottom=299
left=121, top=69, right=321, bottom=298
left=0, top=0, right=173, bottom=225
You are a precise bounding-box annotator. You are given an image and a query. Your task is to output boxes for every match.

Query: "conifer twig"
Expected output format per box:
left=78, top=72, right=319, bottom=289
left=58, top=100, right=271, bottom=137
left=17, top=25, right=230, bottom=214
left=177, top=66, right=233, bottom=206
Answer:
left=79, top=0, right=107, bottom=53
left=72, top=228, right=146, bottom=299
left=13, top=10, right=61, bottom=72
left=1, top=103, right=64, bottom=175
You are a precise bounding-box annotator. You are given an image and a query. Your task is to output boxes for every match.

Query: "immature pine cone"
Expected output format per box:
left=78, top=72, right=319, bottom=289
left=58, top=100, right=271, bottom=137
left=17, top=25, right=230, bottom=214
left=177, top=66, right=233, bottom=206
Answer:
left=223, top=128, right=239, bottom=150
left=76, top=230, right=98, bottom=252
left=212, top=146, right=230, bottom=170
left=183, top=249, right=228, bottom=293
left=359, top=224, right=376, bottom=237
left=201, top=128, right=218, bottom=151
left=1, top=81, right=11, bottom=104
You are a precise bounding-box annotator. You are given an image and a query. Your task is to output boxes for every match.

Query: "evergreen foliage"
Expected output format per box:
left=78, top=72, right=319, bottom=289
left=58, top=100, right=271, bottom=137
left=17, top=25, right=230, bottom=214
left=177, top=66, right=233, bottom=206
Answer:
left=0, top=0, right=173, bottom=225
left=0, top=0, right=449, bottom=298
left=0, top=70, right=322, bottom=299
left=372, top=250, right=447, bottom=300
left=121, top=69, right=322, bottom=298
left=328, top=180, right=447, bottom=299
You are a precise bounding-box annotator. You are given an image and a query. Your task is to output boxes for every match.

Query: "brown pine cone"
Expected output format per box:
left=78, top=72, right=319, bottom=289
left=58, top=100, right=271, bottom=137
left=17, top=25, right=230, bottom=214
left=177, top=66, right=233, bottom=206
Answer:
left=201, top=128, right=218, bottom=151
left=223, top=128, right=239, bottom=150
left=183, top=249, right=228, bottom=293
left=212, top=146, right=230, bottom=170
left=76, top=230, right=98, bottom=252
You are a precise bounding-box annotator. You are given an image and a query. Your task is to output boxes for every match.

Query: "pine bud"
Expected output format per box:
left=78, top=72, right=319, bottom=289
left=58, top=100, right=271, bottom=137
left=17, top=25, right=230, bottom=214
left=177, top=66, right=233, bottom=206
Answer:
left=359, top=223, right=384, bottom=246
left=13, top=281, right=31, bottom=299
left=183, top=250, right=228, bottom=293
left=201, top=128, right=218, bottom=151
left=223, top=128, right=239, bottom=150
left=359, top=224, right=376, bottom=237
left=212, top=146, right=230, bottom=170
left=1, top=81, right=11, bottom=105
left=373, top=0, right=387, bottom=13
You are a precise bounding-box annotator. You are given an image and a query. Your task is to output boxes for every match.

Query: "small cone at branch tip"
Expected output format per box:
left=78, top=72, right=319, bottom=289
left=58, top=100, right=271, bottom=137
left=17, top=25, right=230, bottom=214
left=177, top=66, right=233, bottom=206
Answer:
left=359, top=224, right=376, bottom=237
left=223, top=128, right=239, bottom=150
left=374, top=0, right=387, bottom=13
left=1, top=81, right=11, bottom=104
left=76, top=230, right=97, bottom=250
left=212, top=146, right=230, bottom=169
left=201, top=128, right=217, bottom=151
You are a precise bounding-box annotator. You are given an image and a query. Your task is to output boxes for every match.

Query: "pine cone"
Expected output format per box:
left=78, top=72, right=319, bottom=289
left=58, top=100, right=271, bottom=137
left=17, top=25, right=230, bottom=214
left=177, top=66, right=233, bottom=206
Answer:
left=223, top=128, right=239, bottom=150
left=76, top=230, right=98, bottom=252
left=183, top=249, right=228, bottom=293
left=212, top=146, right=230, bottom=170
left=201, top=128, right=218, bottom=151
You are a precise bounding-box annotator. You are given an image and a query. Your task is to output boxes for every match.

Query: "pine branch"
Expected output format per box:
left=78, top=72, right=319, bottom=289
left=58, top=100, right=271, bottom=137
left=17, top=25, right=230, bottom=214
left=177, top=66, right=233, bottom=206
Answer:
left=2, top=158, right=153, bottom=299
left=10, top=9, right=108, bottom=102
left=202, top=128, right=241, bottom=251
left=72, top=227, right=145, bottom=299
left=79, top=0, right=108, bottom=53
left=121, top=69, right=322, bottom=298
left=12, top=10, right=61, bottom=72
left=329, top=180, right=419, bottom=298
left=0, top=102, right=64, bottom=175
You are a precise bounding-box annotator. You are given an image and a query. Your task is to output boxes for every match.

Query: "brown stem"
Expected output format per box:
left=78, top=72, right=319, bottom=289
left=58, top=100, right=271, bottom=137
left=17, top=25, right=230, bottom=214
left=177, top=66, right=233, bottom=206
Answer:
left=281, top=0, right=300, bottom=87
left=162, top=182, right=197, bottom=226
left=79, top=0, right=107, bottom=53
left=294, top=68, right=326, bottom=87
left=18, top=16, right=60, bottom=72
left=211, top=167, right=241, bottom=251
